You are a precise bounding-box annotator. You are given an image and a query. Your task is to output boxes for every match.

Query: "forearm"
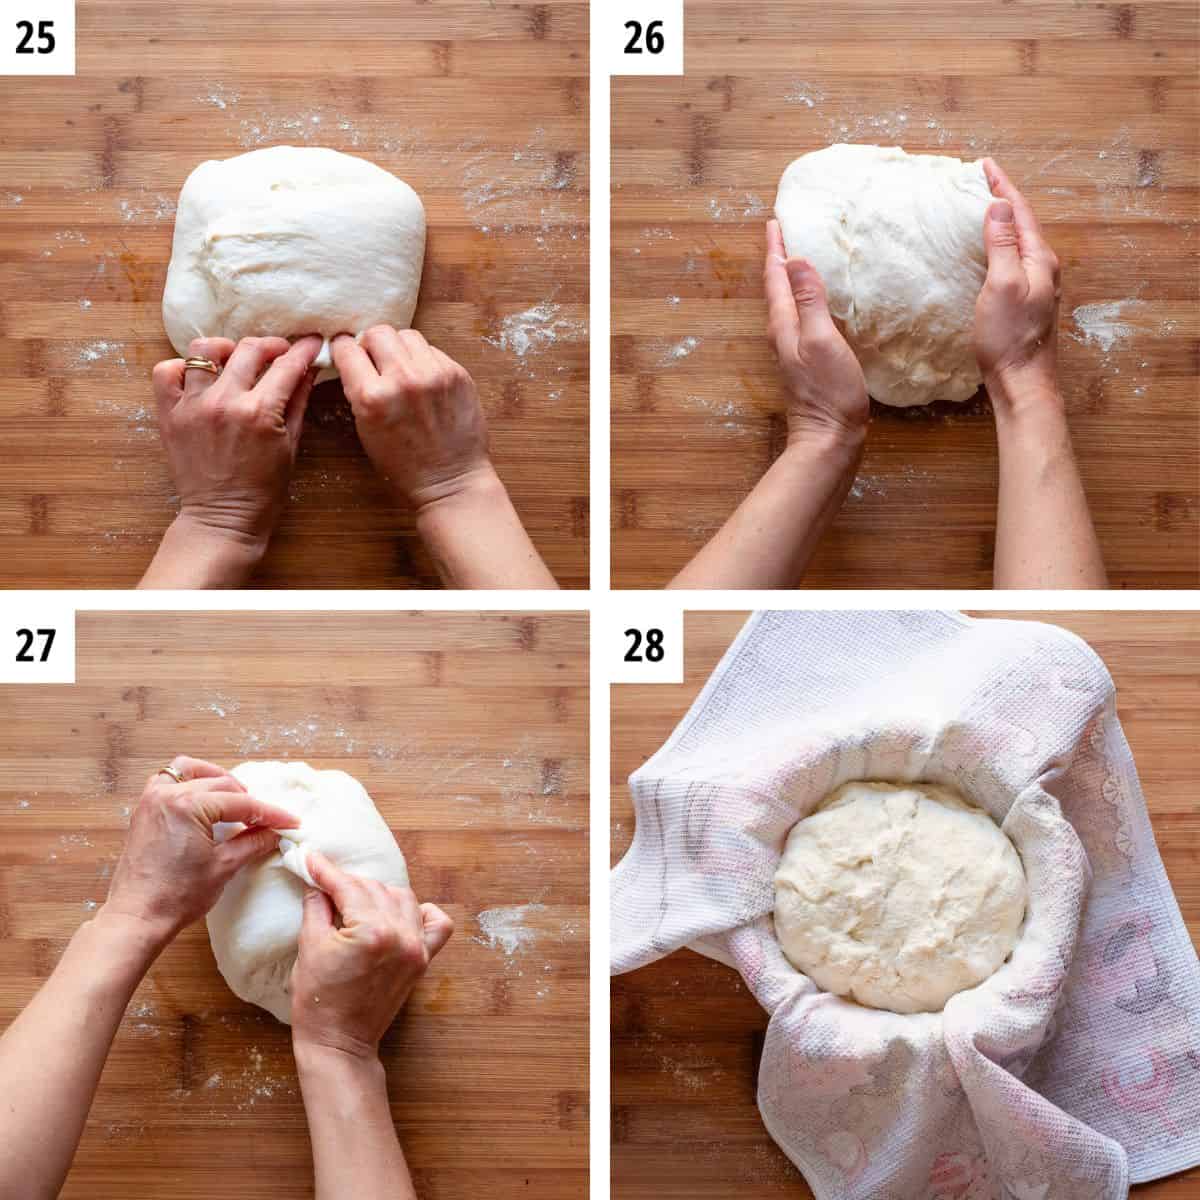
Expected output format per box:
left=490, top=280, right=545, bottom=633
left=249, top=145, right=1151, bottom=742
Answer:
left=139, top=512, right=267, bottom=589
left=991, top=387, right=1107, bottom=589
left=414, top=466, right=558, bottom=589
left=296, top=1043, right=416, bottom=1200
left=0, top=910, right=162, bottom=1198
left=669, top=425, right=864, bottom=589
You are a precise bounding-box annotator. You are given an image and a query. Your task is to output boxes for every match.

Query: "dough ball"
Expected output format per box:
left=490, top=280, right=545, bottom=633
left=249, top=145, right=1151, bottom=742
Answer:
left=206, top=760, right=409, bottom=1024
left=773, top=781, right=1026, bottom=1014
left=162, top=145, right=425, bottom=381
left=774, top=143, right=992, bottom=408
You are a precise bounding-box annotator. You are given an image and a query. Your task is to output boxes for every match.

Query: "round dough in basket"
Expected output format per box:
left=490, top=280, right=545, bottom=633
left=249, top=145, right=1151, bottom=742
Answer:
left=206, top=760, right=409, bottom=1024
left=773, top=780, right=1026, bottom=1013
left=162, top=145, right=425, bottom=380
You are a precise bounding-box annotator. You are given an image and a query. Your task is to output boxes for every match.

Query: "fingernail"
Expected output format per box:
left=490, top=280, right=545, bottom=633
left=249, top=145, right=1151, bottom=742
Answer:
left=989, top=200, right=1014, bottom=223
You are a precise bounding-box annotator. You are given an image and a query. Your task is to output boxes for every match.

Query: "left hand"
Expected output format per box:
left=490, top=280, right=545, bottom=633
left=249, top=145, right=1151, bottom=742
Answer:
left=152, top=334, right=322, bottom=550
left=102, top=755, right=300, bottom=945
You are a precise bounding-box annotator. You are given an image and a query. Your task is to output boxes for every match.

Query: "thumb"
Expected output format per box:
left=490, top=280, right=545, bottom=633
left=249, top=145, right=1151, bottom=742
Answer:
left=783, top=258, right=838, bottom=337
left=299, top=887, right=335, bottom=947
left=983, top=200, right=1024, bottom=292
left=420, top=902, right=455, bottom=959
left=217, top=825, right=280, bottom=876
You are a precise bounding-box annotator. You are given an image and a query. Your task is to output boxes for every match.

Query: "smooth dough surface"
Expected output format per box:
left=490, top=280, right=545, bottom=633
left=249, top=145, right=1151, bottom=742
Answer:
left=206, top=760, right=409, bottom=1024
left=773, top=781, right=1026, bottom=1013
left=162, top=145, right=425, bottom=380
left=774, top=143, right=992, bottom=407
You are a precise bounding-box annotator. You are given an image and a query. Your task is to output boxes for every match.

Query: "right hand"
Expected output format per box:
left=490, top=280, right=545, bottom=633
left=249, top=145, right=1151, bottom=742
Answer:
left=331, top=327, right=494, bottom=512
left=763, top=219, right=869, bottom=445
left=152, top=335, right=322, bottom=548
left=973, top=159, right=1062, bottom=411
left=291, top=850, right=455, bottom=1058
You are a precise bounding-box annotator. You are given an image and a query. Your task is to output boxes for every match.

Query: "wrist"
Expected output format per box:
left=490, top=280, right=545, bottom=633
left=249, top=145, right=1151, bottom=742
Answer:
left=293, top=1034, right=383, bottom=1077
left=984, top=364, right=1063, bottom=420
left=85, top=906, right=173, bottom=971
left=409, top=461, right=501, bottom=516
left=784, top=417, right=867, bottom=461
left=142, top=510, right=270, bottom=588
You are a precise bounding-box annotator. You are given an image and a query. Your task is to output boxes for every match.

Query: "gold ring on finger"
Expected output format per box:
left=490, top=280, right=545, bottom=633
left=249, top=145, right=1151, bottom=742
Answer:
left=157, top=764, right=186, bottom=783
left=183, top=357, right=221, bottom=376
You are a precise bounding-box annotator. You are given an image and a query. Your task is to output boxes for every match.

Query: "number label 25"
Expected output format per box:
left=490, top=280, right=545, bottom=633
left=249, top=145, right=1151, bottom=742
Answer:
left=15, top=20, right=56, bottom=55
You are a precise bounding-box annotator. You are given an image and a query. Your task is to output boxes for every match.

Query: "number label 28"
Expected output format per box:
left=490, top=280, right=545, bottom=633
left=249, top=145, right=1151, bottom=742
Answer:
left=623, top=19, right=664, bottom=55
left=623, top=627, right=665, bottom=663
left=15, top=628, right=56, bottom=663
left=15, top=20, right=56, bottom=55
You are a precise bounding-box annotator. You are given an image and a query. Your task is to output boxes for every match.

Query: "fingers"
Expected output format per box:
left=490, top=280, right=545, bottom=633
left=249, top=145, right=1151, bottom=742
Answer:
left=220, top=336, right=293, bottom=390
left=180, top=338, right=237, bottom=402
left=982, top=200, right=1026, bottom=298
left=202, top=793, right=301, bottom=832
left=981, top=159, right=1060, bottom=298
left=151, top=358, right=187, bottom=422
left=217, top=825, right=281, bottom=874
left=331, top=333, right=380, bottom=399
left=155, top=755, right=236, bottom=786
left=299, top=887, right=336, bottom=946
left=254, top=335, right=323, bottom=411
left=284, top=366, right=317, bottom=445
left=420, top=902, right=455, bottom=958
left=362, top=324, right=427, bottom=373
left=763, top=219, right=801, bottom=351
left=305, top=848, right=361, bottom=914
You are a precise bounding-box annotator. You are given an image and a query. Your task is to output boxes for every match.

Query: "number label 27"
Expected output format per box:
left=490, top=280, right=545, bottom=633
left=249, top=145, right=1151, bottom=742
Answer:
left=15, top=628, right=56, bottom=663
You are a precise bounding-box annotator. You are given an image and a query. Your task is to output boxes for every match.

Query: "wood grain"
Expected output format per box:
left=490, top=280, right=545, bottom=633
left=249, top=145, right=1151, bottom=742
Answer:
left=0, top=1, right=589, bottom=588
left=611, top=610, right=1200, bottom=1197
left=0, top=611, right=589, bottom=1199
left=611, top=0, right=1200, bottom=588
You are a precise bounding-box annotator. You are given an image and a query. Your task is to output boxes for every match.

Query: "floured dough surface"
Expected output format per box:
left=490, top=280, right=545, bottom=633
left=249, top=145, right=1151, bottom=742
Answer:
left=773, top=781, right=1026, bottom=1013
left=206, top=760, right=408, bottom=1024
left=774, top=143, right=992, bottom=407
left=162, top=145, right=425, bottom=380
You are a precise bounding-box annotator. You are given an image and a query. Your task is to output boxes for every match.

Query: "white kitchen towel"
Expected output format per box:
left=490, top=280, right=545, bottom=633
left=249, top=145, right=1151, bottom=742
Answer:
left=611, top=611, right=1200, bottom=1199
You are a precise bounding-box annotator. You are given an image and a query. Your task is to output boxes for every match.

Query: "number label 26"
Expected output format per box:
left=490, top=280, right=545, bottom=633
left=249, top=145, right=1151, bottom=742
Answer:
left=623, top=19, right=664, bottom=55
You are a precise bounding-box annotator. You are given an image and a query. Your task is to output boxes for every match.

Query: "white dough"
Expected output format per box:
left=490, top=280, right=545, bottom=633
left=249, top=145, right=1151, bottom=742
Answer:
left=162, top=145, right=425, bottom=381
left=773, top=781, right=1026, bottom=1014
left=774, top=144, right=992, bottom=407
left=206, top=760, right=409, bottom=1024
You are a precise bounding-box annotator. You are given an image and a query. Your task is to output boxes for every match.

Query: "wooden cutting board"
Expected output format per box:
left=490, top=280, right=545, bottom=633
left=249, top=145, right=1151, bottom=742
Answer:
left=611, top=610, right=1200, bottom=1197
left=611, top=0, right=1199, bottom=588
left=0, top=0, right=589, bottom=588
left=0, top=610, right=589, bottom=1199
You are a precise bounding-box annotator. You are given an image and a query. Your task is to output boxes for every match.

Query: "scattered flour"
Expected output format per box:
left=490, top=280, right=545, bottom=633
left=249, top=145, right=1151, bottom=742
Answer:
left=1070, top=300, right=1148, bottom=352
left=474, top=903, right=547, bottom=956
left=659, top=336, right=699, bottom=365
left=489, top=302, right=585, bottom=358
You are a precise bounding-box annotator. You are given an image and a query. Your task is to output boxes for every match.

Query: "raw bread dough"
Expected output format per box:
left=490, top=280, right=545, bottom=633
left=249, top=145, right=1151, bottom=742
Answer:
left=773, top=780, right=1026, bottom=1014
left=162, top=145, right=425, bottom=381
left=206, top=760, right=408, bottom=1024
left=774, top=143, right=992, bottom=407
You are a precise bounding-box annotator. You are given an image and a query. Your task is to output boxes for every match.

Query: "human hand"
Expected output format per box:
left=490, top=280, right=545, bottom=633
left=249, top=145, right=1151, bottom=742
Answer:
left=291, top=850, right=454, bottom=1059
left=152, top=334, right=322, bottom=554
left=973, top=159, right=1062, bottom=414
left=764, top=220, right=869, bottom=446
left=102, top=756, right=299, bottom=947
left=331, top=326, right=493, bottom=512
